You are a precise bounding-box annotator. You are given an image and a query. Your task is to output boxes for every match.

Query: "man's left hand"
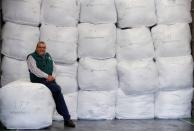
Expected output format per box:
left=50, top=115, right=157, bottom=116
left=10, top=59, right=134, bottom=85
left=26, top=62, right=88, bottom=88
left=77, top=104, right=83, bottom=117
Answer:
left=47, top=75, right=55, bottom=82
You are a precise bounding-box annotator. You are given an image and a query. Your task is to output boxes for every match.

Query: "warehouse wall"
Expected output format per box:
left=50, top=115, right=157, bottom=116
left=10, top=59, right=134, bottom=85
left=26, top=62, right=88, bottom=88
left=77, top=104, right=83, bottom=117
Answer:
left=191, top=0, right=194, bottom=117
left=0, top=0, right=2, bottom=87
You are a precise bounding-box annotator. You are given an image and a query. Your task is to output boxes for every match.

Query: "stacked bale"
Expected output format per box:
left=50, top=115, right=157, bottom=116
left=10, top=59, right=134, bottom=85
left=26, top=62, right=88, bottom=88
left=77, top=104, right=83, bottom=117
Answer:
left=115, top=0, right=157, bottom=28
left=155, top=0, right=192, bottom=24
left=2, top=0, right=41, bottom=26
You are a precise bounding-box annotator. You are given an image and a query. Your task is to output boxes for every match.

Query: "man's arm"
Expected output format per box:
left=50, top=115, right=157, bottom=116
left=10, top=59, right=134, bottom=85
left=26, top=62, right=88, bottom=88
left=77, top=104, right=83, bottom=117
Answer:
left=27, top=55, right=48, bottom=78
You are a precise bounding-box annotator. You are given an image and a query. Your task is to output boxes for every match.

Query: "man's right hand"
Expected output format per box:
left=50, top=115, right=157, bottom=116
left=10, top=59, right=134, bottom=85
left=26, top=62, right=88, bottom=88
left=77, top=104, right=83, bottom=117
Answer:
left=47, top=75, right=55, bottom=82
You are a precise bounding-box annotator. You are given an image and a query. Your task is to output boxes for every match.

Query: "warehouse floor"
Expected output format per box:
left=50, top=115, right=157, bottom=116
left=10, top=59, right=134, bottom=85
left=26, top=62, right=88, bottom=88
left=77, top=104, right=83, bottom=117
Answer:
left=1, top=119, right=194, bottom=131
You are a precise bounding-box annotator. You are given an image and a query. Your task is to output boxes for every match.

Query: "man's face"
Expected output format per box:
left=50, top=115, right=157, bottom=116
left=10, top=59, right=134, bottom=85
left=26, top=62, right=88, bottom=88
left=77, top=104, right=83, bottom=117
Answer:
left=36, top=43, right=46, bottom=56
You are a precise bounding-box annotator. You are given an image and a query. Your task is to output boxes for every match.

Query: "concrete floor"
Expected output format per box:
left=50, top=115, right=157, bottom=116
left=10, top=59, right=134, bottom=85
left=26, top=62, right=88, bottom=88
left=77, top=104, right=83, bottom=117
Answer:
left=1, top=119, right=193, bottom=131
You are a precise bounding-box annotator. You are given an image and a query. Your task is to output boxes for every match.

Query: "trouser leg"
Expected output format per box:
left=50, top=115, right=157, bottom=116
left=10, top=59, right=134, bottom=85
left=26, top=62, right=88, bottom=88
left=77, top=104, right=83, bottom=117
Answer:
left=42, top=81, right=70, bottom=121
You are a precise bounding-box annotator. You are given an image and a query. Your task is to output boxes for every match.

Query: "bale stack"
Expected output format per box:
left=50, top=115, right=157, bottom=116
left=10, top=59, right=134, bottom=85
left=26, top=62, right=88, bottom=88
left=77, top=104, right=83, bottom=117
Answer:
left=0, top=0, right=193, bottom=125
left=115, top=0, right=157, bottom=119
left=77, top=0, right=118, bottom=120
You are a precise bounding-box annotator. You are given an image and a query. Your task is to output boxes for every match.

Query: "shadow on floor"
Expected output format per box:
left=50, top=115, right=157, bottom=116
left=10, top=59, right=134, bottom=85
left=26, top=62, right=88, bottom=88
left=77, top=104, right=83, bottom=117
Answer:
left=0, top=119, right=194, bottom=131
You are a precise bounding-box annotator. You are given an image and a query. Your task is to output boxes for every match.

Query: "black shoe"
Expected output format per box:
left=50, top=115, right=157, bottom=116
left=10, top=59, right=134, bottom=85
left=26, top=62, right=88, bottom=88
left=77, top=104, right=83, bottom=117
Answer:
left=64, top=120, right=76, bottom=128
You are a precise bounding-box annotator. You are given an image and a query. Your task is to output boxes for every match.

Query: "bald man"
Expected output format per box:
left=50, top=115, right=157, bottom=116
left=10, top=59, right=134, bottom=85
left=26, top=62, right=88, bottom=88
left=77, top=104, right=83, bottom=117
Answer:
left=27, top=41, right=75, bottom=128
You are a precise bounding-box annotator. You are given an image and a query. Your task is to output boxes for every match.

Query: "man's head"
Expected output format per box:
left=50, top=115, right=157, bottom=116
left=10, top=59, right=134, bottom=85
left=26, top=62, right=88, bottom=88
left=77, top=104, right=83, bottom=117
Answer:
left=36, top=41, right=46, bottom=56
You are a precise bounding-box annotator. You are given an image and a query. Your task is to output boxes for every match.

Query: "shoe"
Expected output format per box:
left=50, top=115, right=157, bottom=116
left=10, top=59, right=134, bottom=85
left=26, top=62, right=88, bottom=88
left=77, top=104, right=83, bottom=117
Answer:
left=64, top=120, right=76, bottom=128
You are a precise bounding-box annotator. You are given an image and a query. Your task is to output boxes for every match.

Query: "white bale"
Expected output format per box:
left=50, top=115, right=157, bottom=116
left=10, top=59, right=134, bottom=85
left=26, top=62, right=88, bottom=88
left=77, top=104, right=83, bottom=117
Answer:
left=0, top=81, right=55, bottom=129
left=53, top=92, right=78, bottom=120
left=156, top=0, right=192, bottom=24
left=116, top=89, right=154, bottom=119
left=117, top=27, right=155, bottom=62
left=1, top=57, right=30, bottom=86
left=156, top=56, right=193, bottom=90
left=152, top=23, right=191, bottom=57
left=55, top=63, right=78, bottom=94
left=115, top=0, right=156, bottom=28
left=78, top=90, right=116, bottom=120
left=2, top=0, right=41, bottom=26
left=117, top=58, right=158, bottom=95
left=41, top=0, right=80, bottom=27
left=155, top=88, right=193, bottom=119
left=2, top=22, right=40, bottom=60
left=40, top=24, right=78, bottom=64
left=78, top=58, right=118, bottom=91
left=80, top=0, right=117, bottom=24
left=78, top=23, right=116, bottom=59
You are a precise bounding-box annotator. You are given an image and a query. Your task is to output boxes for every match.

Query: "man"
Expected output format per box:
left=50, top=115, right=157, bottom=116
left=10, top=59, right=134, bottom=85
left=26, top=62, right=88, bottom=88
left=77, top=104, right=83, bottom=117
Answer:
left=27, top=41, right=75, bottom=128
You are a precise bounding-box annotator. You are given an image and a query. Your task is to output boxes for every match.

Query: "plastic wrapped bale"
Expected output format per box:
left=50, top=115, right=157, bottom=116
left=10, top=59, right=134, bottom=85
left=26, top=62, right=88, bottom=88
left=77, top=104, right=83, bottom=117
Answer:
left=78, top=23, right=116, bottom=59
left=80, top=0, right=117, bottom=24
left=117, top=58, right=158, bottom=95
left=1, top=57, right=30, bottom=86
left=117, top=27, right=155, bottom=62
left=156, top=56, right=193, bottom=90
left=152, top=23, right=191, bottom=57
left=2, top=22, right=40, bottom=60
left=53, top=92, right=78, bottom=120
left=78, top=90, right=116, bottom=120
left=41, top=0, right=80, bottom=27
left=155, top=88, right=193, bottom=119
left=115, top=0, right=156, bottom=28
left=116, top=89, right=154, bottom=119
left=0, top=81, right=55, bottom=129
left=78, top=58, right=118, bottom=91
left=40, top=24, right=78, bottom=64
left=2, top=0, right=41, bottom=26
left=156, top=0, right=192, bottom=24
left=55, top=63, right=78, bottom=94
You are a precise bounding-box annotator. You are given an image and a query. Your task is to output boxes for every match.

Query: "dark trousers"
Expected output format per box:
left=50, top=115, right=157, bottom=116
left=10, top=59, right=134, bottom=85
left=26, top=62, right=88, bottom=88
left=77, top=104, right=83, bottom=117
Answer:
left=41, top=80, right=70, bottom=121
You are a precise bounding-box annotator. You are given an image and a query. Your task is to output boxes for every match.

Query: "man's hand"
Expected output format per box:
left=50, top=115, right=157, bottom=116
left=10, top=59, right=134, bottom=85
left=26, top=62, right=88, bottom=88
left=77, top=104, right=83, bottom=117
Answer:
left=47, top=75, right=55, bottom=82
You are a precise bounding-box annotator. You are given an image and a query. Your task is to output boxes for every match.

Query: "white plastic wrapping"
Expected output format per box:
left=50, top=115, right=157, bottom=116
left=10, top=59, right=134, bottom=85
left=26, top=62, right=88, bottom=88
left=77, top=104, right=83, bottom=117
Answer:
left=80, top=0, right=117, bottom=24
left=115, top=0, right=156, bottom=28
left=55, top=63, right=78, bottom=94
left=156, top=0, right=192, bottom=24
left=78, top=90, right=116, bottom=120
left=1, top=57, right=30, bottom=86
left=116, top=89, right=154, bottom=119
left=117, top=27, right=155, bottom=61
left=78, top=23, right=116, bottom=59
left=156, top=56, right=193, bottom=90
left=117, top=58, right=158, bottom=94
left=53, top=92, right=78, bottom=120
left=2, top=22, right=40, bottom=60
left=152, top=23, right=191, bottom=57
left=41, top=0, right=80, bottom=27
left=40, top=24, right=78, bottom=64
left=78, top=58, right=118, bottom=91
left=0, top=81, right=55, bottom=129
left=155, top=88, right=193, bottom=119
left=2, top=0, right=41, bottom=26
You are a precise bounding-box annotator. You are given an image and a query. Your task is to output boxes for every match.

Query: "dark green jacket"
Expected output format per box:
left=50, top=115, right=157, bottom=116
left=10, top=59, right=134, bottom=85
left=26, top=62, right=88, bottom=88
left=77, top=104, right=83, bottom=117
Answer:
left=27, top=51, right=53, bottom=83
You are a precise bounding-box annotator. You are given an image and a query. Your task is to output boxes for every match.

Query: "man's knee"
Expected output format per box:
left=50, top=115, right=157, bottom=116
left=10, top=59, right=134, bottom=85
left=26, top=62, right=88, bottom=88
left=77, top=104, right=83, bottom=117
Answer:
left=50, top=83, right=62, bottom=94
